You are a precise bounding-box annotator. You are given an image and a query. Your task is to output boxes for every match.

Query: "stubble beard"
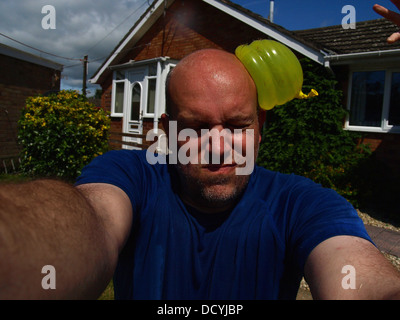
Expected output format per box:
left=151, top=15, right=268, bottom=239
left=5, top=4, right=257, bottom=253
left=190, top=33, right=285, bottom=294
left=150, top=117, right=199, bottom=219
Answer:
left=176, top=164, right=251, bottom=211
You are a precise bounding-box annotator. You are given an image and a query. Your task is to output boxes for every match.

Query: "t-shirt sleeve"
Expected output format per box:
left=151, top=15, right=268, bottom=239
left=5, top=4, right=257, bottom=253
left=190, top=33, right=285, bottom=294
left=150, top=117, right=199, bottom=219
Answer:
left=74, top=150, right=146, bottom=213
left=283, top=176, right=374, bottom=272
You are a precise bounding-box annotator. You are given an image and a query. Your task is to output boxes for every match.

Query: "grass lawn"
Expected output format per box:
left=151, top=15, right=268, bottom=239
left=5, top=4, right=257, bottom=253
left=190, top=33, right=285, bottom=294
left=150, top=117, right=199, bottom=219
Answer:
left=99, top=281, right=114, bottom=300
left=0, top=173, right=33, bottom=183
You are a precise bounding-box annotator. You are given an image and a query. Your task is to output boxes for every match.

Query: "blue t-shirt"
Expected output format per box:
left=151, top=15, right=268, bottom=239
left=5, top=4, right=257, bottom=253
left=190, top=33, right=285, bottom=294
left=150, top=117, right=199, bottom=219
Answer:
left=75, top=149, right=372, bottom=300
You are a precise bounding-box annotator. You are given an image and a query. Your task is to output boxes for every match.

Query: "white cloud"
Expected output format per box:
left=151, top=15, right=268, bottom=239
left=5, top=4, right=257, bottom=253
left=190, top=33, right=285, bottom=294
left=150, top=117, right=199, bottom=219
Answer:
left=0, top=0, right=149, bottom=95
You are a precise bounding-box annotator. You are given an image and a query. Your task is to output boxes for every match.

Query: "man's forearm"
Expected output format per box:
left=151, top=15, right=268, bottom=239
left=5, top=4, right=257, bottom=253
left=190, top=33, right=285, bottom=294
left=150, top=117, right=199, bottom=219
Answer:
left=0, top=179, right=116, bottom=299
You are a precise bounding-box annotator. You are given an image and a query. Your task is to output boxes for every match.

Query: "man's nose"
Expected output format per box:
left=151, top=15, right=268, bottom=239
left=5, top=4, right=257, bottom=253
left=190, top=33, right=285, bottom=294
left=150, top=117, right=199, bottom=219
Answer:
left=203, top=126, right=233, bottom=164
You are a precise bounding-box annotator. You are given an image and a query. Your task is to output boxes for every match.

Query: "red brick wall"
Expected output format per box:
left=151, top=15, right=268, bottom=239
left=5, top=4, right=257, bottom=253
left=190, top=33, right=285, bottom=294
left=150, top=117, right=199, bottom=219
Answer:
left=121, top=0, right=267, bottom=63
left=101, top=74, right=112, bottom=113
left=360, top=133, right=400, bottom=174
left=0, top=54, right=61, bottom=160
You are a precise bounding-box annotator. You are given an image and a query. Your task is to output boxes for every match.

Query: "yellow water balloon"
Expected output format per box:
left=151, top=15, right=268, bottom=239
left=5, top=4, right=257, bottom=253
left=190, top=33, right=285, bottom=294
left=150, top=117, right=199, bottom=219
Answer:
left=235, top=40, right=318, bottom=110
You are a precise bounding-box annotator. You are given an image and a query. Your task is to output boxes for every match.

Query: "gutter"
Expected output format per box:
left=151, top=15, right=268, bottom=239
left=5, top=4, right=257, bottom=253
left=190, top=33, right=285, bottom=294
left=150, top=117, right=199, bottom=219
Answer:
left=107, top=56, right=170, bottom=71
left=324, top=49, right=400, bottom=68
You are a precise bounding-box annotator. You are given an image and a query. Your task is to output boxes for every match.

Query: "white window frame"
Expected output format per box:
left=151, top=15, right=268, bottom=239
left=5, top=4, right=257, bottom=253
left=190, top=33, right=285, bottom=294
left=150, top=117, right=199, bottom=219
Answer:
left=345, top=67, right=400, bottom=134
left=158, top=63, right=176, bottom=117
left=143, top=74, right=157, bottom=118
left=110, top=59, right=179, bottom=119
left=111, top=75, right=128, bottom=118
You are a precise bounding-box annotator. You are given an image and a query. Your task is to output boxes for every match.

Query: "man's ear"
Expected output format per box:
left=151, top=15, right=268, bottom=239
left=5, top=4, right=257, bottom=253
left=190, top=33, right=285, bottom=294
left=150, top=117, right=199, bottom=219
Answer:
left=161, top=113, right=170, bottom=136
left=258, top=109, right=266, bottom=142
left=258, top=109, right=266, bottom=128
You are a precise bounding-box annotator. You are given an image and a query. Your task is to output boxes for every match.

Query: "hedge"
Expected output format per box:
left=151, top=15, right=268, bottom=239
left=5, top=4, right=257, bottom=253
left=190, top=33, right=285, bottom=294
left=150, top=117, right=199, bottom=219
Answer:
left=18, top=90, right=110, bottom=180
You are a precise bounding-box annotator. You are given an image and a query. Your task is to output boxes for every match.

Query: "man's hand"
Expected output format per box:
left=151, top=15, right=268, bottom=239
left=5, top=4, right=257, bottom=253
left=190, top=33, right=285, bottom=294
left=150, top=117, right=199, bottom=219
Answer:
left=373, top=0, right=400, bottom=43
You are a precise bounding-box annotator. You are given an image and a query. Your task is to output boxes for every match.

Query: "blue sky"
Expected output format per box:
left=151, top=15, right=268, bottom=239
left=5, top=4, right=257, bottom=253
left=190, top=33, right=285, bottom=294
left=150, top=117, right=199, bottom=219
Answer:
left=231, top=0, right=388, bottom=30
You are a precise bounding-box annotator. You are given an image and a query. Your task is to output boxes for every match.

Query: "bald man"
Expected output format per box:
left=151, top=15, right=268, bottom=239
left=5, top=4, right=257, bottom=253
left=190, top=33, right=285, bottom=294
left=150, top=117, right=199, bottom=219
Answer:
left=1, top=49, right=400, bottom=300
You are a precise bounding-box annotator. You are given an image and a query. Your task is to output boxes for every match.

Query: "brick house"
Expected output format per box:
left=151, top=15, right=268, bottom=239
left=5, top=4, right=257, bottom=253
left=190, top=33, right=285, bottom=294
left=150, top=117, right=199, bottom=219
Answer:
left=0, top=43, right=63, bottom=171
left=90, top=0, right=324, bottom=150
left=90, top=0, right=400, bottom=170
left=295, top=19, right=400, bottom=172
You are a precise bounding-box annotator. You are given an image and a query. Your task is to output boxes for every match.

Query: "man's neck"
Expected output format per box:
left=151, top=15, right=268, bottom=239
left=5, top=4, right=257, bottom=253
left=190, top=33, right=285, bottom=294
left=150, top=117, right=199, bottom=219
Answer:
left=179, top=192, right=236, bottom=215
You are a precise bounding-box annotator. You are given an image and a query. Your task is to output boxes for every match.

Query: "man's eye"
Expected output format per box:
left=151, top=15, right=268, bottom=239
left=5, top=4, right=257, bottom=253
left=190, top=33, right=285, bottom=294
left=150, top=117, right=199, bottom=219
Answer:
left=193, top=126, right=207, bottom=132
left=178, top=123, right=203, bottom=131
left=228, top=124, right=249, bottom=130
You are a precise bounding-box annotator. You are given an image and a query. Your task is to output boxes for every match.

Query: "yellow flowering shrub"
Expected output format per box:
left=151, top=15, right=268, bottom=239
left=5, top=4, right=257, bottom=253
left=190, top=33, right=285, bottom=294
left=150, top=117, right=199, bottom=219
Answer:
left=18, top=90, right=110, bottom=180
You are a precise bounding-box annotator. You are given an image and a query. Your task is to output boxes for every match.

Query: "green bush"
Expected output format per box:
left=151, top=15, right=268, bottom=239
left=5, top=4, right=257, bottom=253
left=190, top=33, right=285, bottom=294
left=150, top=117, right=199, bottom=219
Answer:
left=18, top=90, right=110, bottom=180
left=257, top=58, right=372, bottom=206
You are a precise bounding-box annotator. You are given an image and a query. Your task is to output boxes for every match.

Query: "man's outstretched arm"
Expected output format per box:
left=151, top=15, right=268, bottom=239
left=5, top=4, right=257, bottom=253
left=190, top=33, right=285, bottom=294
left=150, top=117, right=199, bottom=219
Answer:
left=0, top=179, right=132, bottom=299
left=305, top=235, right=400, bottom=299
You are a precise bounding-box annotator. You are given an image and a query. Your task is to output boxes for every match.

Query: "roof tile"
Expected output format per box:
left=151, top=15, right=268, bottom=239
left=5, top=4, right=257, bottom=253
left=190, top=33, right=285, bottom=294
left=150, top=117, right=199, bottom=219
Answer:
left=294, top=18, right=400, bottom=54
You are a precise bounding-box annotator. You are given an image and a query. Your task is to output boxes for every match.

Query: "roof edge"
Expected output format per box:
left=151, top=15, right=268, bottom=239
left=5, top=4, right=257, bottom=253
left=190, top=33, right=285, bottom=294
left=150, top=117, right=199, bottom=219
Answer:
left=90, top=0, right=170, bottom=84
left=0, top=43, right=63, bottom=71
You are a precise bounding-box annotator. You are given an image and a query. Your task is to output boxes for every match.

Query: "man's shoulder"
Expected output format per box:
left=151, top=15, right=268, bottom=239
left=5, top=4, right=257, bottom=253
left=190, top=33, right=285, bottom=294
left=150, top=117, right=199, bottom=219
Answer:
left=251, top=165, right=343, bottom=207
left=76, top=149, right=168, bottom=185
left=76, top=149, right=170, bottom=209
left=94, top=149, right=167, bottom=168
left=253, top=165, right=316, bottom=189
left=99, top=149, right=148, bottom=161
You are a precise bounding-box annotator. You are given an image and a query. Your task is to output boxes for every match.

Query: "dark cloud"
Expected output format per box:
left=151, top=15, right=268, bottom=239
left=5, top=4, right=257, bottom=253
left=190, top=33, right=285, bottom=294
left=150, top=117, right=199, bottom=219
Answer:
left=0, top=0, right=149, bottom=95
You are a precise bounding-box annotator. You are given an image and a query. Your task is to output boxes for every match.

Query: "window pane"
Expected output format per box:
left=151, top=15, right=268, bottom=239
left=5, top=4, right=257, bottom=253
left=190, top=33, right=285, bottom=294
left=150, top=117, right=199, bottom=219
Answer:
left=349, top=71, right=385, bottom=127
left=147, top=78, right=156, bottom=114
left=389, top=72, right=400, bottom=126
left=114, top=82, right=124, bottom=114
left=131, top=83, right=141, bottom=121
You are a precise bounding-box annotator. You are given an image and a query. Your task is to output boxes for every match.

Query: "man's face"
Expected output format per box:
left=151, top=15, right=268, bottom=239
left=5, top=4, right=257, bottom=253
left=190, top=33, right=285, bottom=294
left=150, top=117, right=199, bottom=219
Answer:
left=164, top=49, right=263, bottom=213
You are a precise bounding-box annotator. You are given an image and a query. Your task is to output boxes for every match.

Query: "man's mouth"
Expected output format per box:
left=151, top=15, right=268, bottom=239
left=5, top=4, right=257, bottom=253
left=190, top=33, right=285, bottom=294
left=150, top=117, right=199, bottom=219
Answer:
left=202, top=164, right=236, bottom=173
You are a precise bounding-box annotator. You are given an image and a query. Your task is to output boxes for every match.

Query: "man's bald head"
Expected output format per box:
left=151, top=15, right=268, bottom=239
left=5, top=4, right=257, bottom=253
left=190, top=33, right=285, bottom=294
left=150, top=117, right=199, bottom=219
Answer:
left=165, top=49, right=257, bottom=118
